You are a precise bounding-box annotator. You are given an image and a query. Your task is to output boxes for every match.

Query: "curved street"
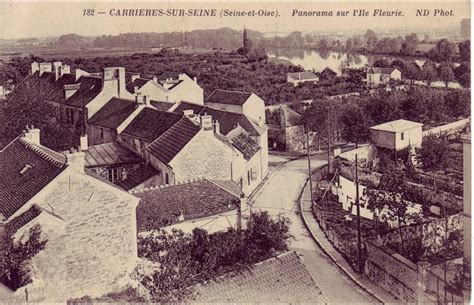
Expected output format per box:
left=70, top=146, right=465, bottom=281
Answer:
left=250, top=153, right=376, bottom=303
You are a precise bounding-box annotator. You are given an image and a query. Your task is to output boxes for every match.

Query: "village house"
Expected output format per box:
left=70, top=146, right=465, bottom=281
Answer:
left=125, top=72, right=203, bottom=105
left=0, top=128, right=139, bottom=302
left=135, top=178, right=244, bottom=234
left=370, top=119, right=423, bottom=151
left=287, top=71, right=319, bottom=86
left=365, top=66, right=402, bottom=86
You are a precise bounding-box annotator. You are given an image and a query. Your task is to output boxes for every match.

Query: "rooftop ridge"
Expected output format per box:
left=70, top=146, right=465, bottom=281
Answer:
left=209, top=88, right=252, bottom=95
left=129, top=177, right=205, bottom=194
left=18, top=138, right=66, bottom=168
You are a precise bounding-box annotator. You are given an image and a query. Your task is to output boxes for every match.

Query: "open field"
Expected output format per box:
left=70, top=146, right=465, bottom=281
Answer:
left=0, top=46, right=217, bottom=62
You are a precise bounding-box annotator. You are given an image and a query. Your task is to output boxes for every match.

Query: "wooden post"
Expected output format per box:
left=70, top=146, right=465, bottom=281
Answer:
left=355, top=154, right=362, bottom=274
left=307, top=130, right=314, bottom=205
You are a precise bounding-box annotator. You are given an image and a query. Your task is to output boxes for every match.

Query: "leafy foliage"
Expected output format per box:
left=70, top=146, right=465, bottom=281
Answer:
left=416, top=133, right=454, bottom=172
left=0, top=225, right=48, bottom=291
left=136, top=211, right=292, bottom=302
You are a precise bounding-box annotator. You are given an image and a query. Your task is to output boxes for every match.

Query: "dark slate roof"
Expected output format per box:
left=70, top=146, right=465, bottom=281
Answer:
left=4, top=204, right=42, bottom=235
left=0, top=138, right=67, bottom=218
left=64, top=76, right=102, bottom=108
left=114, top=164, right=160, bottom=191
left=200, top=107, right=260, bottom=136
left=287, top=71, right=319, bottom=80
left=190, top=251, right=327, bottom=303
left=125, top=78, right=150, bottom=94
left=172, top=101, right=205, bottom=115
left=150, top=100, right=174, bottom=112
left=121, top=108, right=182, bottom=142
left=146, top=117, right=201, bottom=164
left=88, top=97, right=137, bottom=129
left=206, top=89, right=252, bottom=106
left=134, top=178, right=240, bottom=230
left=156, top=71, right=179, bottom=81
left=84, top=142, right=140, bottom=167
left=229, top=133, right=260, bottom=160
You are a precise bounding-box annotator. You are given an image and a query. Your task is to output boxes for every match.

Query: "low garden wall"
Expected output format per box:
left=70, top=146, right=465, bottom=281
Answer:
left=423, top=118, right=470, bottom=137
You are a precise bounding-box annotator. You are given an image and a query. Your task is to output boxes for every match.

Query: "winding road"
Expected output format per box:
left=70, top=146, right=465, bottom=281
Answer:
left=250, top=154, right=376, bottom=303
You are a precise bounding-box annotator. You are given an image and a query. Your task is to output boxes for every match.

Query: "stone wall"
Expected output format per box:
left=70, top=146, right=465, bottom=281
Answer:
left=365, top=240, right=419, bottom=303
left=171, top=130, right=240, bottom=183
left=28, top=168, right=138, bottom=301
left=423, top=118, right=470, bottom=137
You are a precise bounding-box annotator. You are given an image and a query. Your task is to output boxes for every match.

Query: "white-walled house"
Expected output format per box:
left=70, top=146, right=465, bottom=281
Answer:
left=370, top=119, right=423, bottom=150
left=366, top=67, right=401, bottom=86
left=0, top=128, right=139, bottom=302
left=287, top=71, right=319, bottom=86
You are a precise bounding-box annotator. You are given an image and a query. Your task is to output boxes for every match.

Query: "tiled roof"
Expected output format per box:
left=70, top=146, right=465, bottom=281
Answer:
left=114, top=164, right=160, bottom=191
left=206, top=89, right=252, bottom=106
left=200, top=107, right=260, bottom=136
left=190, top=251, right=327, bottom=303
left=125, top=78, right=150, bottom=94
left=229, top=132, right=260, bottom=160
left=368, top=67, right=398, bottom=75
left=146, top=117, right=201, bottom=164
left=370, top=119, right=423, bottom=133
left=121, top=108, right=182, bottom=142
left=84, top=142, right=140, bottom=167
left=288, top=71, right=319, bottom=80
left=208, top=179, right=242, bottom=197
left=156, top=71, right=179, bottom=81
left=0, top=138, right=66, bottom=218
left=150, top=100, right=174, bottom=112
left=172, top=101, right=205, bottom=115
left=4, top=204, right=42, bottom=235
left=88, top=97, right=137, bottom=129
left=134, top=178, right=240, bottom=230
left=64, top=76, right=102, bottom=108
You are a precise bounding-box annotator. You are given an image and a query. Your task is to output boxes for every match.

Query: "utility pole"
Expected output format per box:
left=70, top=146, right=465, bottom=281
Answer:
left=355, top=153, right=363, bottom=274
left=306, top=128, right=314, bottom=205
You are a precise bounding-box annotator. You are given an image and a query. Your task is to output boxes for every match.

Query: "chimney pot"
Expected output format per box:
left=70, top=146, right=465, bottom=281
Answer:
left=200, top=115, right=213, bottom=131
left=23, top=128, right=41, bottom=145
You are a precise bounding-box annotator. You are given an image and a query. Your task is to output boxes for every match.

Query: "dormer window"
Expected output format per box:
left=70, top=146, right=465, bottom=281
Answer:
left=20, top=164, right=32, bottom=175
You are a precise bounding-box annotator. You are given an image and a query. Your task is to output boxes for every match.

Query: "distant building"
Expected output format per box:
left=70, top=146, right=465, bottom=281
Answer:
left=366, top=67, right=401, bottom=86
left=461, top=19, right=470, bottom=39
left=370, top=119, right=423, bottom=151
left=287, top=71, right=319, bottom=86
left=0, top=128, right=139, bottom=302
left=188, top=251, right=328, bottom=303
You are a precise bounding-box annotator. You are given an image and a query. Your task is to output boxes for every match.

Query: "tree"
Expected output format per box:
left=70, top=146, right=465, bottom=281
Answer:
left=443, top=90, right=470, bottom=119
left=427, top=39, right=456, bottom=62
left=136, top=211, right=292, bottom=303
left=416, top=133, right=453, bottom=175
left=458, top=40, right=470, bottom=62
left=339, top=100, right=371, bottom=148
left=366, top=168, right=414, bottom=254
left=372, top=58, right=390, bottom=68
left=403, top=63, right=421, bottom=84
left=454, top=62, right=470, bottom=88
left=319, top=68, right=337, bottom=81
left=438, top=62, right=455, bottom=87
left=0, top=225, right=48, bottom=291
left=422, top=60, right=438, bottom=86
left=302, top=100, right=329, bottom=150
left=401, top=33, right=419, bottom=56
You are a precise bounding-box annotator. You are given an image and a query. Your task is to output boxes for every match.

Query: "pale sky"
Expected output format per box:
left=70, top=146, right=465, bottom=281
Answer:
left=0, top=1, right=470, bottom=39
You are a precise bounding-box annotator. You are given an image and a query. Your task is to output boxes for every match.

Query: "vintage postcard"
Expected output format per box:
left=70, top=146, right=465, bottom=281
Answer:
left=0, top=1, right=471, bottom=303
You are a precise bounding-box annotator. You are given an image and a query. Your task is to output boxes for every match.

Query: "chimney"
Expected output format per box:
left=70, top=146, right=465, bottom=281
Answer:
left=200, top=114, right=213, bottom=131
left=23, top=126, right=41, bottom=145
left=59, top=65, right=71, bottom=78
left=39, top=62, right=52, bottom=76
left=80, top=134, right=88, bottom=151
left=152, top=76, right=158, bottom=82
left=214, top=120, right=221, bottom=134
left=183, top=109, right=194, bottom=117
left=193, top=77, right=198, bottom=83
left=131, top=74, right=140, bottom=82
left=134, top=86, right=139, bottom=94
left=53, top=61, right=62, bottom=81
left=64, top=84, right=81, bottom=100
left=135, top=92, right=145, bottom=105
left=65, top=148, right=85, bottom=173
left=75, top=68, right=90, bottom=81
left=31, top=61, right=39, bottom=75
left=103, top=67, right=126, bottom=98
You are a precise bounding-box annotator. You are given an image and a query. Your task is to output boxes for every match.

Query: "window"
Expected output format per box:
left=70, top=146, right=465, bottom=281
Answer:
left=165, top=173, right=169, bottom=184
left=401, top=132, right=404, bottom=140
left=100, top=128, right=104, bottom=140
left=107, top=168, right=119, bottom=182
left=247, top=171, right=251, bottom=185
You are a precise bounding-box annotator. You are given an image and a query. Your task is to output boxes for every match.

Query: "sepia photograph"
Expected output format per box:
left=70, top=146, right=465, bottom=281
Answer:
left=0, top=1, right=471, bottom=303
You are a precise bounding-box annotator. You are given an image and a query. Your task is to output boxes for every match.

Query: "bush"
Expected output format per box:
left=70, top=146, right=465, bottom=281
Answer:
left=136, top=211, right=292, bottom=302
